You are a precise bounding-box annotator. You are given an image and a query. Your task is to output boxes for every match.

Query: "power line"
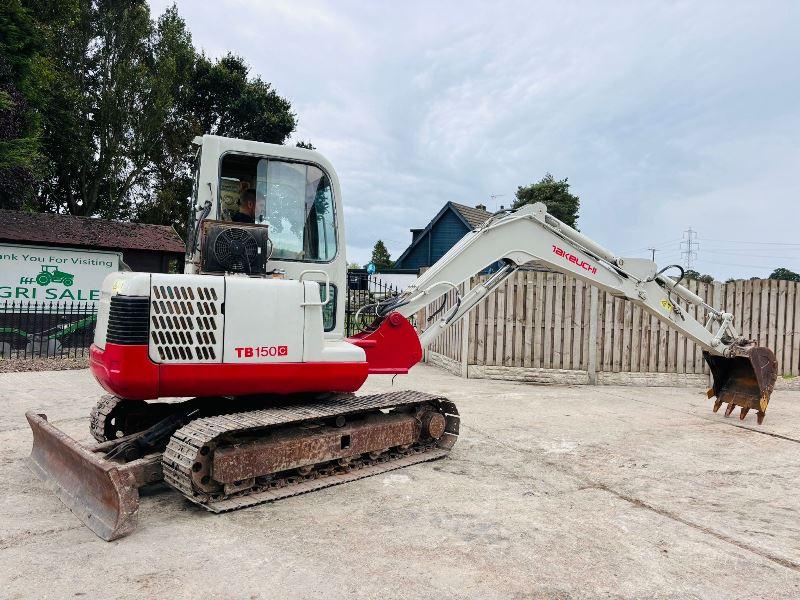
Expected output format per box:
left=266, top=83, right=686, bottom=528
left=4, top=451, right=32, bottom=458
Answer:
left=699, top=249, right=800, bottom=260
left=699, top=238, right=800, bottom=247
left=695, top=258, right=779, bottom=270
left=619, top=238, right=682, bottom=254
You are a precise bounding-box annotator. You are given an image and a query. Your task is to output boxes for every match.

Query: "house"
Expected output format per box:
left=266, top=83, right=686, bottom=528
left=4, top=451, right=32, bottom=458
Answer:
left=0, top=209, right=185, bottom=273
left=394, top=202, right=494, bottom=270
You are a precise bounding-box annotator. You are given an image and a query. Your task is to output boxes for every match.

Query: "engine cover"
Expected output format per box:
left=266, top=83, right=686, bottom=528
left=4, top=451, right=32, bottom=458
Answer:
left=90, top=272, right=369, bottom=400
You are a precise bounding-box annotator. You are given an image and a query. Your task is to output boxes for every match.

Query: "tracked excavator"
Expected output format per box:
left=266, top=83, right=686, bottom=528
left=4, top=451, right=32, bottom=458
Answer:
left=26, top=135, right=778, bottom=541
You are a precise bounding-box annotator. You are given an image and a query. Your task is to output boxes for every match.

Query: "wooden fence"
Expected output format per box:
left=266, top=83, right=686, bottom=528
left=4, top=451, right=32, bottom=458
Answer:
left=421, top=272, right=800, bottom=382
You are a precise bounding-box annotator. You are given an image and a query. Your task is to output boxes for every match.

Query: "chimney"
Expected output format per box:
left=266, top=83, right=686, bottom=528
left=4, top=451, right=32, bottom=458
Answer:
left=475, top=203, right=486, bottom=211
left=410, top=228, right=423, bottom=241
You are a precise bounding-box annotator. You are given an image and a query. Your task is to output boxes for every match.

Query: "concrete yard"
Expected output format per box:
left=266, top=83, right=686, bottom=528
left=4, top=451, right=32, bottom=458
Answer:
left=1, top=365, right=799, bottom=599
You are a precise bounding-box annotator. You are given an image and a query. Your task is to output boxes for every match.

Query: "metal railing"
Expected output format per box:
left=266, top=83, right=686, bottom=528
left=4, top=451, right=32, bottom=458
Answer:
left=345, top=271, right=402, bottom=336
left=0, top=301, right=98, bottom=359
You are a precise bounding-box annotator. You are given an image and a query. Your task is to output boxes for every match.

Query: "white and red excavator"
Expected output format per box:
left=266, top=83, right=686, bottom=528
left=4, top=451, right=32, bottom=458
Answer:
left=26, top=135, right=778, bottom=541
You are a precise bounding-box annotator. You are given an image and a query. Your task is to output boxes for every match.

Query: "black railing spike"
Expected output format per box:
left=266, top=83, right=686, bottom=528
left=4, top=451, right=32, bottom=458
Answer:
left=1, top=299, right=98, bottom=360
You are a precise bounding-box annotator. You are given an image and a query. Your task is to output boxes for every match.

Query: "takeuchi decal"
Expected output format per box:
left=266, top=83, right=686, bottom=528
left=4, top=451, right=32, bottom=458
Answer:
left=552, top=245, right=597, bottom=275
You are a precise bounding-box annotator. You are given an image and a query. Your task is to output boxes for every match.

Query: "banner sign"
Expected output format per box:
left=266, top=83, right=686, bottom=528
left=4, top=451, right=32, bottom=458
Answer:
left=0, top=243, right=120, bottom=307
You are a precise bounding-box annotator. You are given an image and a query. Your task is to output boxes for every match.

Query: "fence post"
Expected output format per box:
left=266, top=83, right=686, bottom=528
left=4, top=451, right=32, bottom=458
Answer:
left=587, top=286, right=598, bottom=384
left=710, top=280, right=724, bottom=387
left=459, top=278, right=471, bottom=378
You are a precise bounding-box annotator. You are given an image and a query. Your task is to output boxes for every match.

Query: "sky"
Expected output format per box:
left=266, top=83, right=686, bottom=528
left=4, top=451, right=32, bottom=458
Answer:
left=148, top=0, right=800, bottom=279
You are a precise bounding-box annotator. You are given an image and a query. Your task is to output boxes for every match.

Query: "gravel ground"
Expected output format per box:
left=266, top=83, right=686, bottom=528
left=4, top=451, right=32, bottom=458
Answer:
left=2, top=364, right=799, bottom=599
left=0, top=356, right=89, bottom=373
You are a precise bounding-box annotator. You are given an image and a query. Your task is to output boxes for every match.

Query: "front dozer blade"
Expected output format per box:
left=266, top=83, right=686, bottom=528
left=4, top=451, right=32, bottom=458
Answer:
left=26, top=412, right=161, bottom=541
left=704, top=345, right=778, bottom=425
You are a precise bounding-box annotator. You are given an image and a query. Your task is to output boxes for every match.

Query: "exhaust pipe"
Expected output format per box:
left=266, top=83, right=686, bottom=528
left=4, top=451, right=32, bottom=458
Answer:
left=704, top=343, right=778, bottom=424
left=26, top=412, right=162, bottom=541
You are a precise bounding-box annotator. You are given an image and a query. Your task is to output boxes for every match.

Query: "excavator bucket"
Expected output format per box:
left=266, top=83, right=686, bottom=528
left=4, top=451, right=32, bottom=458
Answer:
left=26, top=412, right=161, bottom=541
left=703, top=345, right=778, bottom=425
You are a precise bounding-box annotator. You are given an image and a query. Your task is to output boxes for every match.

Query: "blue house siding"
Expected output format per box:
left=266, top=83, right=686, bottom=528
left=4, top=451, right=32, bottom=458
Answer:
left=398, top=233, right=431, bottom=269
left=394, top=202, right=494, bottom=270
left=430, top=210, right=469, bottom=263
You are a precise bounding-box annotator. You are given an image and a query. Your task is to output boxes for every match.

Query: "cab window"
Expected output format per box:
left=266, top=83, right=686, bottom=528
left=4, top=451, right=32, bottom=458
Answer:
left=219, top=153, right=337, bottom=262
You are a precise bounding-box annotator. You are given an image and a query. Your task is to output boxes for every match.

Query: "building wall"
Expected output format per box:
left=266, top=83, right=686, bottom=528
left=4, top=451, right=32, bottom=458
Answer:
left=395, top=208, right=470, bottom=269
left=430, top=210, right=469, bottom=263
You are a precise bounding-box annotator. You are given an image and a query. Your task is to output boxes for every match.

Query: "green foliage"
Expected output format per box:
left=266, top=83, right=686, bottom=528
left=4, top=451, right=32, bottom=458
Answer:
left=684, top=269, right=714, bottom=283
left=2, top=2, right=297, bottom=231
left=185, top=53, right=295, bottom=143
left=347, top=262, right=362, bottom=270
left=370, top=240, right=393, bottom=270
left=513, top=173, right=580, bottom=229
left=769, top=267, right=800, bottom=282
left=0, top=0, right=43, bottom=208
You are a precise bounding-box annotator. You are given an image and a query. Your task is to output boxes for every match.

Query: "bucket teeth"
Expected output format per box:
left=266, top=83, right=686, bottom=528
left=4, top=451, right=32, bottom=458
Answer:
left=703, top=345, right=777, bottom=427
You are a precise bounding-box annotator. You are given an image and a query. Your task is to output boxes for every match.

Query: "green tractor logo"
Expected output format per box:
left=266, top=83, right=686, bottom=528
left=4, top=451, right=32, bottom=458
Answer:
left=33, top=265, right=74, bottom=287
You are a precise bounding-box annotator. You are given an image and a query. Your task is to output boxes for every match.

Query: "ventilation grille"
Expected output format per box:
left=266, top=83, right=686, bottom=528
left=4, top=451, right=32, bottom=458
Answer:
left=149, top=284, right=223, bottom=363
left=107, top=296, right=150, bottom=345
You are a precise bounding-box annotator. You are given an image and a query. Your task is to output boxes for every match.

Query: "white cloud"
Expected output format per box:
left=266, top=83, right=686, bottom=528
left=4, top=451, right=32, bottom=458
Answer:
left=149, top=0, right=800, bottom=278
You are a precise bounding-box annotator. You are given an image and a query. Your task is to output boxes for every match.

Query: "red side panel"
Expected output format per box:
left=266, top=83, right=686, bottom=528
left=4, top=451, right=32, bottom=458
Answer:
left=90, top=344, right=159, bottom=399
left=90, top=344, right=369, bottom=401
left=346, top=312, right=423, bottom=374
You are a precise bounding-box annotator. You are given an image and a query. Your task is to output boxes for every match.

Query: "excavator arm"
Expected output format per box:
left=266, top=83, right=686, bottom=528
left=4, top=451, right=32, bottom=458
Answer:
left=365, top=203, right=777, bottom=423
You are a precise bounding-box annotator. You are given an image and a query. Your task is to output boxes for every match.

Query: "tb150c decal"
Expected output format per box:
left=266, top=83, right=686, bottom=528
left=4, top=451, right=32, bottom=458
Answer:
left=235, top=345, right=289, bottom=358
left=552, top=245, right=597, bottom=275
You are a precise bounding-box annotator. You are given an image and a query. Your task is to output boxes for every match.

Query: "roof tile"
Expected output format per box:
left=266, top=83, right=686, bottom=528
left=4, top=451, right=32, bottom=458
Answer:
left=450, top=202, right=494, bottom=229
left=0, top=209, right=185, bottom=253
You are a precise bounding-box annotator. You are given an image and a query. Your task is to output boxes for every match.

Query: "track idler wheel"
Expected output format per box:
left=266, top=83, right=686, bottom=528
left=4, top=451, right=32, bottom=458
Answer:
left=90, top=396, right=177, bottom=442
left=704, top=344, right=778, bottom=424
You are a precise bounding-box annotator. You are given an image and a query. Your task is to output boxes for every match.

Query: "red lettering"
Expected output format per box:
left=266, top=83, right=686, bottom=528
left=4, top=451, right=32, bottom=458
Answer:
left=551, top=245, right=596, bottom=277
left=234, top=345, right=290, bottom=359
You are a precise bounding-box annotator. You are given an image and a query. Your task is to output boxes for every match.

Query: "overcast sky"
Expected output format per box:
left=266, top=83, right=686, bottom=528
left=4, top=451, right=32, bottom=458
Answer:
left=149, top=0, right=800, bottom=279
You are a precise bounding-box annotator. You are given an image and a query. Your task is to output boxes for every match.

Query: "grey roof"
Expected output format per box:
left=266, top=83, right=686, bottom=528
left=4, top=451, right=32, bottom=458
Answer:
left=450, top=202, right=493, bottom=229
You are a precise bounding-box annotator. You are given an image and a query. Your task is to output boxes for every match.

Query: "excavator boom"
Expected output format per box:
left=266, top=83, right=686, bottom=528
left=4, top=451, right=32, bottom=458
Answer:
left=374, top=202, right=777, bottom=421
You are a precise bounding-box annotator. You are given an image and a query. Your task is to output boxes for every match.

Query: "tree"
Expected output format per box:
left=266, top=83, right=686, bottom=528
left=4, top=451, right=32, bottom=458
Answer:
left=769, top=268, right=800, bottom=282
left=184, top=53, right=295, bottom=143
left=0, top=0, right=43, bottom=209
left=513, top=173, right=580, bottom=229
left=295, top=140, right=315, bottom=150
left=13, top=2, right=297, bottom=232
left=684, top=269, right=714, bottom=283
left=369, top=240, right=393, bottom=270
left=137, top=50, right=296, bottom=231
left=27, top=0, right=158, bottom=218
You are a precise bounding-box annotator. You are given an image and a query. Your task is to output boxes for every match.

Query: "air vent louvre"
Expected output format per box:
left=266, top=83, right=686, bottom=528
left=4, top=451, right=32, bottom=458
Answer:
left=149, top=284, right=222, bottom=363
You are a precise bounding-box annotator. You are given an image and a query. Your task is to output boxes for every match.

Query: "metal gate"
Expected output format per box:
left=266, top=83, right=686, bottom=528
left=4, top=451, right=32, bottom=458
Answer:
left=344, top=271, right=402, bottom=336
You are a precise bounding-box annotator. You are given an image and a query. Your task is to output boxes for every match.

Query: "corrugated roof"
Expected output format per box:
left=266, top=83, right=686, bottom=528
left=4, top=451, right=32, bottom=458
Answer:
left=450, top=202, right=493, bottom=229
left=0, top=209, right=185, bottom=253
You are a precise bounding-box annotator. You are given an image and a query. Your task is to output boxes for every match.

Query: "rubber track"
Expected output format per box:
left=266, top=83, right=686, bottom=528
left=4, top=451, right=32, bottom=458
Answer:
left=89, top=395, right=121, bottom=442
left=163, top=390, right=459, bottom=512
